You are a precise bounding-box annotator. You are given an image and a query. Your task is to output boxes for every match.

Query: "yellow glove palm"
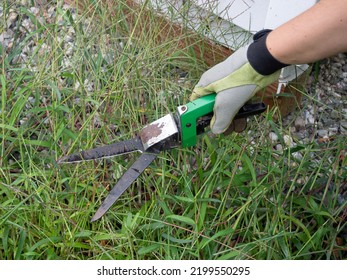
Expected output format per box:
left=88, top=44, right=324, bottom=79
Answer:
left=190, top=45, right=280, bottom=134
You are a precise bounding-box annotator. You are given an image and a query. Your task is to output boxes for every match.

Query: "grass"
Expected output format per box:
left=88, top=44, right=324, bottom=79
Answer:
left=1, top=0, right=346, bottom=260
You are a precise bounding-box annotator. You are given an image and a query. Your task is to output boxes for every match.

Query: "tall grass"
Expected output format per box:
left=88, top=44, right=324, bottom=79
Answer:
left=0, top=0, right=346, bottom=260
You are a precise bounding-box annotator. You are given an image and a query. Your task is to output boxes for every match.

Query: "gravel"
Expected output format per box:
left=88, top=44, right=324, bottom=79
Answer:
left=2, top=1, right=346, bottom=199
left=283, top=53, right=347, bottom=142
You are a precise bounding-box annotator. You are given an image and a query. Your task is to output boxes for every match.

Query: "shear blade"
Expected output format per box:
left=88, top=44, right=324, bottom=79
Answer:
left=90, top=149, right=159, bottom=222
left=57, top=137, right=144, bottom=163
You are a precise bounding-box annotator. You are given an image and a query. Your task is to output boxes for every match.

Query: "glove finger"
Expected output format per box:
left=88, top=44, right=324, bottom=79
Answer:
left=190, top=86, right=213, bottom=101
left=198, top=46, right=249, bottom=86
left=190, top=45, right=250, bottom=101
left=210, top=85, right=256, bottom=134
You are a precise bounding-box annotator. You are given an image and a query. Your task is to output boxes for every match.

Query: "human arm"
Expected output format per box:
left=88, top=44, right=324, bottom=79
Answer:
left=190, top=0, right=347, bottom=134
left=267, top=0, right=347, bottom=65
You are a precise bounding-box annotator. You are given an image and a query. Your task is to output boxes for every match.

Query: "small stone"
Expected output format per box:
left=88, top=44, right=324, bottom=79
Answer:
left=269, top=132, right=278, bottom=143
left=294, top=116, right=305, bottom=130
left=19, top=117, right=28, bottom=125
left=29, top=7, right=40, bottom=16
left=317, top=129, right=328, bottom=138
left=284, top=135, right=295, bottom=148
left=0, top=30, right=14, bottom=48
left=294, top=131, right=305, bottom=140
left=7, top=10, right=18, bottom=28
left=340, top=121, right=347, bottom=135
left=93, top=113, right=103, bottom=128
left=328, top=127, right=339, bottom=136
left=275, top=144, right=283, bottom=152
left=47, top=6, right=56, bottom=15
left=293, top=152, right=303, bottom=161
left=84, top=79, right=94, bottom=92
left=305, top=111, right=315, bottom=125
left=64, top=34, right=74, bottom=43
left=65, top=42, right=74, bottom=56
left=289, top=126, right=296, bottom=133
left=74, top=80, right=81, bottom=91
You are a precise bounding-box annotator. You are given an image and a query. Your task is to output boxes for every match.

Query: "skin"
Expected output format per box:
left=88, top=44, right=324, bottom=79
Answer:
left=267, top=0, right=347, bottom=65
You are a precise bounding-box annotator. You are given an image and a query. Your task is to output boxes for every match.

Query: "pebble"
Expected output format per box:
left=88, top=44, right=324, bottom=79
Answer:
left=7, top=10, right=18, bottom=28
left=340, top=121, right=347, bottom=135
left=84, top=79, right=94, bottom=92
left=283, top=135, right=295, bottom=148
left=294, top=116, right=305, bottom=130
left=292, top=152, right=303, bottom=161
left=0, top=30, right=14, bottom=48
left=317, top=129, right=328, bottom=138
left=305, top=111, right=315, bottom=125
left=29, top=7, right=40, bottom=16
left=268, top=132, right=278, bottom=143
left=275, top=144, right=283, bottom=152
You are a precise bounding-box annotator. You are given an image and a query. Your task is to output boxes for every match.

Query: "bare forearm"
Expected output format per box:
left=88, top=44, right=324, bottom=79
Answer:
left=267, top=0, right=347, bottom=65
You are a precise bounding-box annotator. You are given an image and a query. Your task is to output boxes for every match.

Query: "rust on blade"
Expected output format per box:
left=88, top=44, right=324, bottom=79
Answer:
left=139, top=122, right=165, bottom=144
left=139, top=114, right=179, bottom=150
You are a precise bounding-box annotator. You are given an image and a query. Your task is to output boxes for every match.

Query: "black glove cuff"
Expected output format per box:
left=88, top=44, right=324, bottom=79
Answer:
left=247, top=29, right=288, bottom=75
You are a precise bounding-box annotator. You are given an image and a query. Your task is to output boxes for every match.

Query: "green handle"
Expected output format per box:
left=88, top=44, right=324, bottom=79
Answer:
left=178, top=94, right=216, bottom=148
left=178, top=94, right=267, bottom=148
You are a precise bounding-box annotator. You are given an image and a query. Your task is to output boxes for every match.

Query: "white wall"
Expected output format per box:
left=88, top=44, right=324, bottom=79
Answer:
left=141, top=0, right=318, bottom=48
left=195, top=0, right=318, bottom=32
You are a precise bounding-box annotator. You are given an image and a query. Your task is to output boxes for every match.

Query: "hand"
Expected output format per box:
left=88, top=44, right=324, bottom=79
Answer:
left=190, top=30, right=286, bottom=134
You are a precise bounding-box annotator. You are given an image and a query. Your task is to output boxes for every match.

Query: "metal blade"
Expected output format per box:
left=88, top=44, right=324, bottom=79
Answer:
left=57, top=137, right=144, bottom=163
left=90, top=149, right=159, bottom=222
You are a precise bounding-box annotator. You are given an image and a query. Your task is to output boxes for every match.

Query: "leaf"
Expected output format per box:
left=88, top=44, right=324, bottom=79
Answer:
left=15, top=229, right=27, bottom=260
left=8, top=88, right=30, bottom=126
left=241, top=153, right=257, bottom=186
left=74, top=231, right=92, bottom=238
left=138, top=244, right=160, bottom=255
left=280, top=214, right=312, bottom=243
left=94, top=233, right=124, bottom=241
left=166, top=214, right=196, bottom=229
left=278, top=236, right=291, bottom=259
left=0, top=124, right=18, bottom=132
left=157, top=200, right=173, bottom=216
left=171, top=195, right=194, bottom=204
left=22, top=139, right=52, bottom=148
left=162, top=233, right=192, bottom=244
left=28, top=237, right=63, bottom=253
left=1, top=74, right=6, bottom=109
left=46, top=81, right=61, bottom=101
left=199, top=228, right=235, bottom=249
left=141, top=222, right=165, bottom=230
left=216, top=250, right=239, bottom=260
left=313, top=210, right=335, bottom=220
left=2, top=225, right=10, bottom=259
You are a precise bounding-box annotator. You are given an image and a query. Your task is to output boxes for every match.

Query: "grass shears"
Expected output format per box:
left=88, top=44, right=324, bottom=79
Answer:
left=58, top=94, right=266, bottom=222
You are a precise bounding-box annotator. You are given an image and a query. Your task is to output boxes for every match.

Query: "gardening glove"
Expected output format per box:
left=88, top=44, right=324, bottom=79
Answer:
left=190, top=29, right=288, bottom=134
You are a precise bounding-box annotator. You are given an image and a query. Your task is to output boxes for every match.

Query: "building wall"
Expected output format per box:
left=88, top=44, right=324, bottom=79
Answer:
left=141, top=0, right=318, bottom=49
left=195, top=0, right=318, bottom=32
